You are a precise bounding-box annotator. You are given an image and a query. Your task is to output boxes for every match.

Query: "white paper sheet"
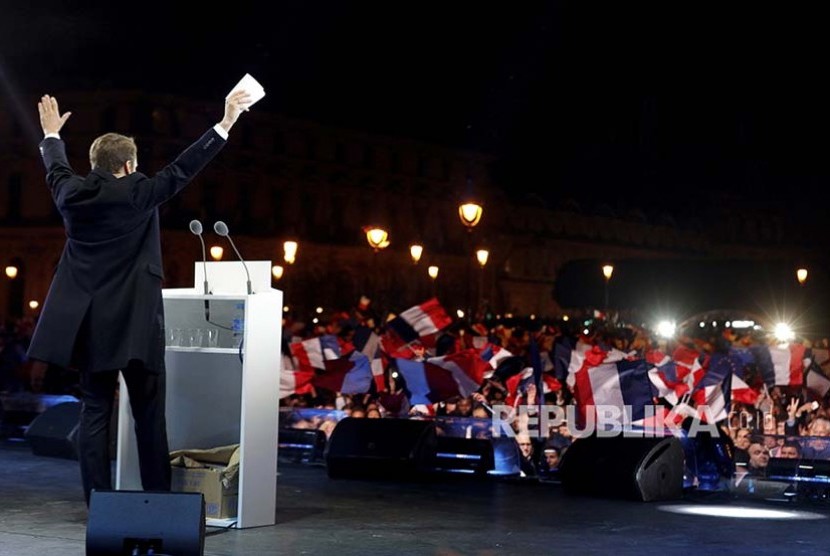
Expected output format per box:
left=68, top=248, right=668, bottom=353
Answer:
left=226, top=73, right=266, bottom=108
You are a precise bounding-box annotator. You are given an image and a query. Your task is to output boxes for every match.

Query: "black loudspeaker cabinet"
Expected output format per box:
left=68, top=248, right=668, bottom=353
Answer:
left=325, top=417, right=438, bottom=479
left=279, top=428, right=328, bottom=464
left=24, top=401, right=81, bottom=459
left=86, top=490, right=205, bottom=556
left=559, top=435, right=685, bottom=502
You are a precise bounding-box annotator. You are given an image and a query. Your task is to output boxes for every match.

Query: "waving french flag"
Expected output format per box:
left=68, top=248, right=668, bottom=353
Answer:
left=769, top=343, right=809, bottom=386
left=396, top=358, right=464, bottom=404
left=386, top=298, right=453, bottom=343
left=290, top=334, right=341, bottom=372
left=315, top=351, right=373, bottom=394
left=572, top=358, right=655, bottom=425
left=353, top=325, right=387, bottom=391
left=279, top=353, right=315, bottom=398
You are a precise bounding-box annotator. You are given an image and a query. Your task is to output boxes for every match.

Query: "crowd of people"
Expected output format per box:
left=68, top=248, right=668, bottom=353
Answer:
left=6, top=298, right=830, bottom=485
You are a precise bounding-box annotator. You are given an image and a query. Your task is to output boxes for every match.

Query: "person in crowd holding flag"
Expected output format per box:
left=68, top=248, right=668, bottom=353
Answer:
left=29, top=90, right=251, bottom=505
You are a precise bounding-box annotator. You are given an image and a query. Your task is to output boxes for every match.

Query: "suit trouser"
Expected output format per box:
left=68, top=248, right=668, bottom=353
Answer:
left=78, top=361, right=171, bottom=504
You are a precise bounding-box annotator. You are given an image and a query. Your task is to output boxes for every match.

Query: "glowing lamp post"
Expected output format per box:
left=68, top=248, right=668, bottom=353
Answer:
left=364, top=226, right=389, bottom=252
left=428, top=265, right=439, bottom=297
left=209, top=246, right=223, bottom=261
left=602, top=263, right=614, bottom=314
left=409, top=243, right=423, bottom=264
left=283, top=240, right=298, bottom=265
left=272, top=265, right=284, bottom=280
left=458, top=202, right=483, bottom=230
left=797, top=268, right=808, bottom=286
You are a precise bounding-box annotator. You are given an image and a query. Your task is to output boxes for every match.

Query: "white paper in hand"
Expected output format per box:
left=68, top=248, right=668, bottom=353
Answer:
left=226, top=73, right=266, bottom=108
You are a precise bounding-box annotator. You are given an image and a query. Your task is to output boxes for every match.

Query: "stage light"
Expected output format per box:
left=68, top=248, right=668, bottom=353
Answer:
left=732, top=320, right=755, bottom=329
left=658, top=504, right=825, bottom=520
left=656, top=321, right=676, bottom=339
left=774, top=322, right=795, bottom=343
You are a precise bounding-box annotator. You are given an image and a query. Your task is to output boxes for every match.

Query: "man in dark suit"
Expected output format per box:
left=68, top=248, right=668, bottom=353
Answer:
left=28, top=90, right=251, bottom=504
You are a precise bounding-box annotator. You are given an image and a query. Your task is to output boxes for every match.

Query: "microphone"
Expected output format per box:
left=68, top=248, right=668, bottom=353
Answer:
left=189, top=219, right=211, bottom=321
left=189, top=219, right=210, bottom=295
left=214, top=221, right=252, bottom=294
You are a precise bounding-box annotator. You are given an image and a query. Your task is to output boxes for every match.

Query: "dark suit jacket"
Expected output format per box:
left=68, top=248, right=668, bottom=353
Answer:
left=27, top=128, right=227, bottom=372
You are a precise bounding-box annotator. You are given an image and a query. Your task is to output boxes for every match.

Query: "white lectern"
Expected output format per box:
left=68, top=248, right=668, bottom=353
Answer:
left=115, top=261, right=282, bottom=528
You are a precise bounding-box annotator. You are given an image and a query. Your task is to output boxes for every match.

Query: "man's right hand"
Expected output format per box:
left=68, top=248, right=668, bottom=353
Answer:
left=38, top=95, right=71, bottom=136
left=218, top=90, right=252, bottom=133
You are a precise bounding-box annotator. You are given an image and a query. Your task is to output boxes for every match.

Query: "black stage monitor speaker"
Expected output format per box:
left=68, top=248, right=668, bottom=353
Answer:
left=86, top=490, right=205, bottom=556
left=279, top=428, right=328, bottom=464
left=325, top=417, right=437, bottom=479
left=559, top=435, right=685, bottom=502
left=24, top=401, right=80, bottom=459
left=431, top=436, right=495, bottom=476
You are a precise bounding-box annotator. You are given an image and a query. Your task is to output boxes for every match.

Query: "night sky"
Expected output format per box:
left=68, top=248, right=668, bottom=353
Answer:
left=3, top=2, right=830, bottom=215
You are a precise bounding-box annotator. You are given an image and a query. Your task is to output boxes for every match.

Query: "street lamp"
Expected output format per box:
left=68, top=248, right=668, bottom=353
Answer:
left=5, top=265, right=18, bottom=279
left=458, top=198, right=482, bottom=319
left=283, top=240, right=298, bottom=265
left=458, top=202, right=483, bottom=230
left=364, top=226, right=389, bottom=252
left=602, top=263, right=614, bottom=314
left=28, top=300, right=39, bottom=310
left=272, top=265, right=284, bottom=280
left=797, top=267, right=808, bottom=286
left=209, top=246, right=223, bottom=261
left=409, top=243, right=423, bottom=264
left=428, top=265, right=439, bottom=297
left=364, top=226, right=390, bottom=310
left=475, top=249, right=489, bottom=321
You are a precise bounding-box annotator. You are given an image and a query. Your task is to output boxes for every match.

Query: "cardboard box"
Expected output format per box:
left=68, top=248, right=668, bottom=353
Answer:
left=170, top=444, right=240, bottom=519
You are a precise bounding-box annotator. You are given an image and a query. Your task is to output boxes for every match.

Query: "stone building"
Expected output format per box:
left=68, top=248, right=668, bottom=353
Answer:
left=0, top=91, right=815, bottom=326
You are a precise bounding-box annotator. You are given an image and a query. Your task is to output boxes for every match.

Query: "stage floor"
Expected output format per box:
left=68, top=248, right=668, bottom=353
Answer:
left=1, top=440, right=828, bottom=555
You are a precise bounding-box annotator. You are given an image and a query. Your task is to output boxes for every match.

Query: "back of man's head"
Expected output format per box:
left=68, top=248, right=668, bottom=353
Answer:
left=89, top=133, right=137, bottom=173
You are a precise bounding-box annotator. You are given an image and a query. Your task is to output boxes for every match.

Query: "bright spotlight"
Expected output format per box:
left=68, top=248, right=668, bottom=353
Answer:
left=656, top=321, right=676, bottom=339
left=774, top=322, right=795, bottom=343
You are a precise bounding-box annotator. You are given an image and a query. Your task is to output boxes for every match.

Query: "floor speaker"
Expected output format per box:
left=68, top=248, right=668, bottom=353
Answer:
left=325, top=417, right=437, bottom=479
left=86, top=490, right=205, bottom=556
left=24, top=401, right=80, bottom=459
left=559, top=435, right=685, bottom=501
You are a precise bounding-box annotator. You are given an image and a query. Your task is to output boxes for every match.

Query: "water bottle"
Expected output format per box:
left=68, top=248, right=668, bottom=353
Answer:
left=232, top=302, right=245, bottom=348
